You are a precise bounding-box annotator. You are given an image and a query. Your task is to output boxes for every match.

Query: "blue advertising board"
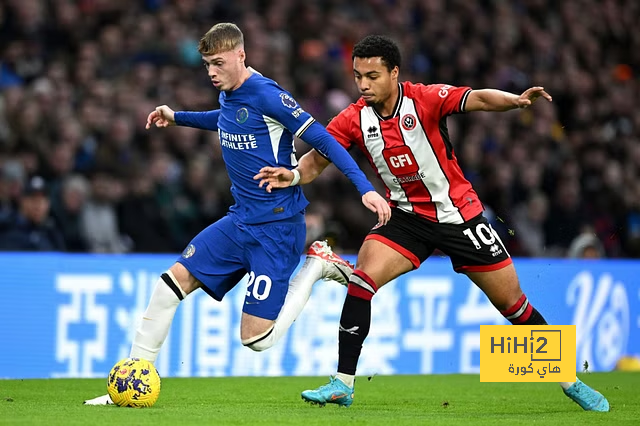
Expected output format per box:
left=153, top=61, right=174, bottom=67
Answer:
left=0, top=253, right=638, bottom=379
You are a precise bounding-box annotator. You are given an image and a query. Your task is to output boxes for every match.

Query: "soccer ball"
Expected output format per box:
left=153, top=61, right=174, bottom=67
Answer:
left=107, top=357, right=161, bottom=408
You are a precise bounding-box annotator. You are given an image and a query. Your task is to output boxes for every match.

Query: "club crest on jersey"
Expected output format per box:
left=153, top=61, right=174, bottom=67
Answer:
left=401, top=114, right=417, bottom=131
left=279, top=93, right=297, bottom=109
left=182, top=244, right=196, bottom=258
left=236, top=107, right=249, bottom=123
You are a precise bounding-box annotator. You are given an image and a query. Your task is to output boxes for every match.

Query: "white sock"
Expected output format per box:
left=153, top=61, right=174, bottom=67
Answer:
left=559, top=378, right=577, bottom=390
left=130, top=271, right=186, bottom=363
left=336, top=373, right=355, bottom=388
left=245, top=258, right=323, bottom=351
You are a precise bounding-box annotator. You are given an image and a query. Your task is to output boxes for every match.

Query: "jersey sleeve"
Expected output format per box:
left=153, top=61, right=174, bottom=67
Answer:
left=418, top=84, right=472, bottom=118
left=326, top=111, right=354, bottom=150
left=259, top=88, right=316, bottom=137
left=174, top=110, right=220, bottom=131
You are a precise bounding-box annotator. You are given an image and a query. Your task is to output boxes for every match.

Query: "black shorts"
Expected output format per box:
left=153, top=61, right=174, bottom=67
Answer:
left=367, top=208, right=512, bottom=272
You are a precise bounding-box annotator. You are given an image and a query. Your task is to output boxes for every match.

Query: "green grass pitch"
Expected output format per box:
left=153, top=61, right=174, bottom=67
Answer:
left=1, top=373, right=638, bottom=425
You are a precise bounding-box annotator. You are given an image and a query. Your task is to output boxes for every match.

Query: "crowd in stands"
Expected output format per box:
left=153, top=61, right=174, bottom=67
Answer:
left=0, top=0, right=638, bottom=257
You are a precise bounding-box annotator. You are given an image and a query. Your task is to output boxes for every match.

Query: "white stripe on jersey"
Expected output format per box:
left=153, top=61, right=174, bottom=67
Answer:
left=359, top=108, right=413, bottom=212
left=294, top=116, right=315, bottom=138
left=399, top=98, right=464, bottom=223
left=358, top=97, right=465, bottom=224
left=460, top=89, right=471, bottom=112
left=263, top=115, right=285, bottom=164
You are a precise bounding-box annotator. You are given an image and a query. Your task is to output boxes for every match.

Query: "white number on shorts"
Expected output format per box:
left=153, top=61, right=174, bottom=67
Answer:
left=462, top=223, right=498, bottom=249
left=245, top=271, right=272, bottom=300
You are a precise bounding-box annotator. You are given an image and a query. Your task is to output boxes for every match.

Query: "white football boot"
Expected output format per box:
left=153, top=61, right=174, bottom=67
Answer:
left=306, top=240, right=354, bottom=286
left=83, top=394, right=113, bottom=405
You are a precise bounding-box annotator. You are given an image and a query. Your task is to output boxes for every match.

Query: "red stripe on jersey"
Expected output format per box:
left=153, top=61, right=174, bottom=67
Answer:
left=379, top=118, right=438, bottom=220
left=327, top=82, right=485, bottom=224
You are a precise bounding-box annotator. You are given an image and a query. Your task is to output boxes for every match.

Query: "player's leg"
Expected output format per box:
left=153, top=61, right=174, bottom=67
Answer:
left=84, top=264, right=201, bottom=406
left=442, top=214, right=609, bottom=412
left=128, top=262, right=198, bottom=363
left=302, top=209, right=431, bottom=406
left=242, top=239, right=354, bottom=351
left=465, top=265, right=609, bottom=411
left=240, top=214, right=312, bottom=351
left=85, top=216, right=246, bottom=405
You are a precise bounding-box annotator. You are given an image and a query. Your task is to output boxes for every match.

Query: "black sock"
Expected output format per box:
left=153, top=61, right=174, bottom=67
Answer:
left=522, top=306, right=548, bottom=325
left=336, top=270, right=377, bottom=376
left=337, top=293, right=371, bottom=375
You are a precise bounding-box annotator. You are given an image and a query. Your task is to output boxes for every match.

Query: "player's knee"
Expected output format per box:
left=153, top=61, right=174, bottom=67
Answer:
left=241, top=325, right=275, bottom=352
left=168, top=263, right=199, bottom=295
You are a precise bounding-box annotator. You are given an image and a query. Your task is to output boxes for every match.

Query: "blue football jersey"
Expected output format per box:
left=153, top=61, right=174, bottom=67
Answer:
left=215, top=72, right=314, bottom=224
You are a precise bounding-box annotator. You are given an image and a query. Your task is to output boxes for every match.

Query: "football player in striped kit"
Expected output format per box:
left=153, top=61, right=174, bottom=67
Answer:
left=255, top=35, right=608, bottom=412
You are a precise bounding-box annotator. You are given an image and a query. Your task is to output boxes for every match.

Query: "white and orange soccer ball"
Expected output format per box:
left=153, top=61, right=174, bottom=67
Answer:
left=107, top=357, right=161, bottom=408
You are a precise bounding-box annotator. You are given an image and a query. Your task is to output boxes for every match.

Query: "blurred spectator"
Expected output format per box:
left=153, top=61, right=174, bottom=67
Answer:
left=80, top=170, right=128, bottom=253
left=0, top=0, right=637, bottom=256
left=512, top=192, right=549, bottom=257
left=51, top=174, right=90, bottom=252
left=0, top=176, right=65, bottom=251
left=567, top=230, right=605, bottom=259
left=118, top=168, right=174, bottom=253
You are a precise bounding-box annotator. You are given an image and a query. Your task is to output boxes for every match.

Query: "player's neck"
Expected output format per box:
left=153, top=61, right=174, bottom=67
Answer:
left=229, top=66, right=252, bottom=91
left=373, top=83, right=400, bottom=118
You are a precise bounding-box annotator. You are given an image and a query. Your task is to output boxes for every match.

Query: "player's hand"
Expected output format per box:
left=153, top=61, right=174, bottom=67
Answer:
left=516, top=87, right=552, bottom=108
left=253, top=167, right=294, bottom=193
left=146, top=105, right=176, bottom=129
left=362, top=191, right=391, bottom=226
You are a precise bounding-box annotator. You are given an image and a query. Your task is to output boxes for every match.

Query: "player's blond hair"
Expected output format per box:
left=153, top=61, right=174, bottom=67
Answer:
left=198, top=23, right=244, bottom=55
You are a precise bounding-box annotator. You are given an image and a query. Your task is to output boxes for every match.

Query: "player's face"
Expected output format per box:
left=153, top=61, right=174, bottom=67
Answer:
left=202, top=48, right=246, bottom=91
left=353, top=57, right=398, bottom=106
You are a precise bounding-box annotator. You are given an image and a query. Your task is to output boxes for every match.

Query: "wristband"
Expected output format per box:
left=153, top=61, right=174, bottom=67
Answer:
left=289, top=169, right=301, bottom=186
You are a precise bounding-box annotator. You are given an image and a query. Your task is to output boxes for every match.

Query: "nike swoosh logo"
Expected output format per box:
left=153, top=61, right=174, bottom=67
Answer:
left=331, top=393, right=347, bottom=400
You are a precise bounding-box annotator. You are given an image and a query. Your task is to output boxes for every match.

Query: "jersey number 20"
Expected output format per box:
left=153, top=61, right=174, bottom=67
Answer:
left=245, top=271, right=272, bottom=300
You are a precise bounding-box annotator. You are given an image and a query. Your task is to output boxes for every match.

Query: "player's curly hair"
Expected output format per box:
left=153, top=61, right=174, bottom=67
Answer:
left=352, top=35, right=401, bottom=71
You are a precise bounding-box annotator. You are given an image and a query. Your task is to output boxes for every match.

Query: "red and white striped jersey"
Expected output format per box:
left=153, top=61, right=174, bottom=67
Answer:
left=327, top=81, right=483, bottom=224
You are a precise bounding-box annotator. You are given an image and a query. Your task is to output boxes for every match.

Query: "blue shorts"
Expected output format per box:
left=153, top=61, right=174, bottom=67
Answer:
left=176, top=212, right=306, bottom=320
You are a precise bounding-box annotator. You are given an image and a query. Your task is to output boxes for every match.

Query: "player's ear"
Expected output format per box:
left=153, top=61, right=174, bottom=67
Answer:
left=238, top=48, right=246, bottom=64
left=391, top=66, right=399, bottom=80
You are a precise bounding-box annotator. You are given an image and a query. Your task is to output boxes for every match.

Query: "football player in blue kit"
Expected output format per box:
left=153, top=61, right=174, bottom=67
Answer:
left=84, top=22, right=390, bottom=405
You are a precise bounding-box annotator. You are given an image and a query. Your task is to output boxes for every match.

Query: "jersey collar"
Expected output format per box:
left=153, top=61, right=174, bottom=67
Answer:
left=372, top=83, right=403, bottom=121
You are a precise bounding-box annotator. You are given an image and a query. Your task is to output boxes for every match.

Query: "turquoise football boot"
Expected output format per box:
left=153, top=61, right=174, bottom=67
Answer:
left=301, top=377, right=354, bottom=407
left=563, top=378, right=610, bottom=412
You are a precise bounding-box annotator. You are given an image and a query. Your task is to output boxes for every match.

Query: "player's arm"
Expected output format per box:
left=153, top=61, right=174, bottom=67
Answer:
left=257, top=92, right=390, bottom=224
left=297, top=121, right=375, bottom=192
left=146, top=105, right=220, bottom=131
left=255, top=111, right=354, bottom=190
left=255, top=149, right=330, bottom=190
left=465, top=87, right=552, bottom=112
left=256, top=122, right=389, bottom=224
left=296, top=149, right=331, bottom=184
